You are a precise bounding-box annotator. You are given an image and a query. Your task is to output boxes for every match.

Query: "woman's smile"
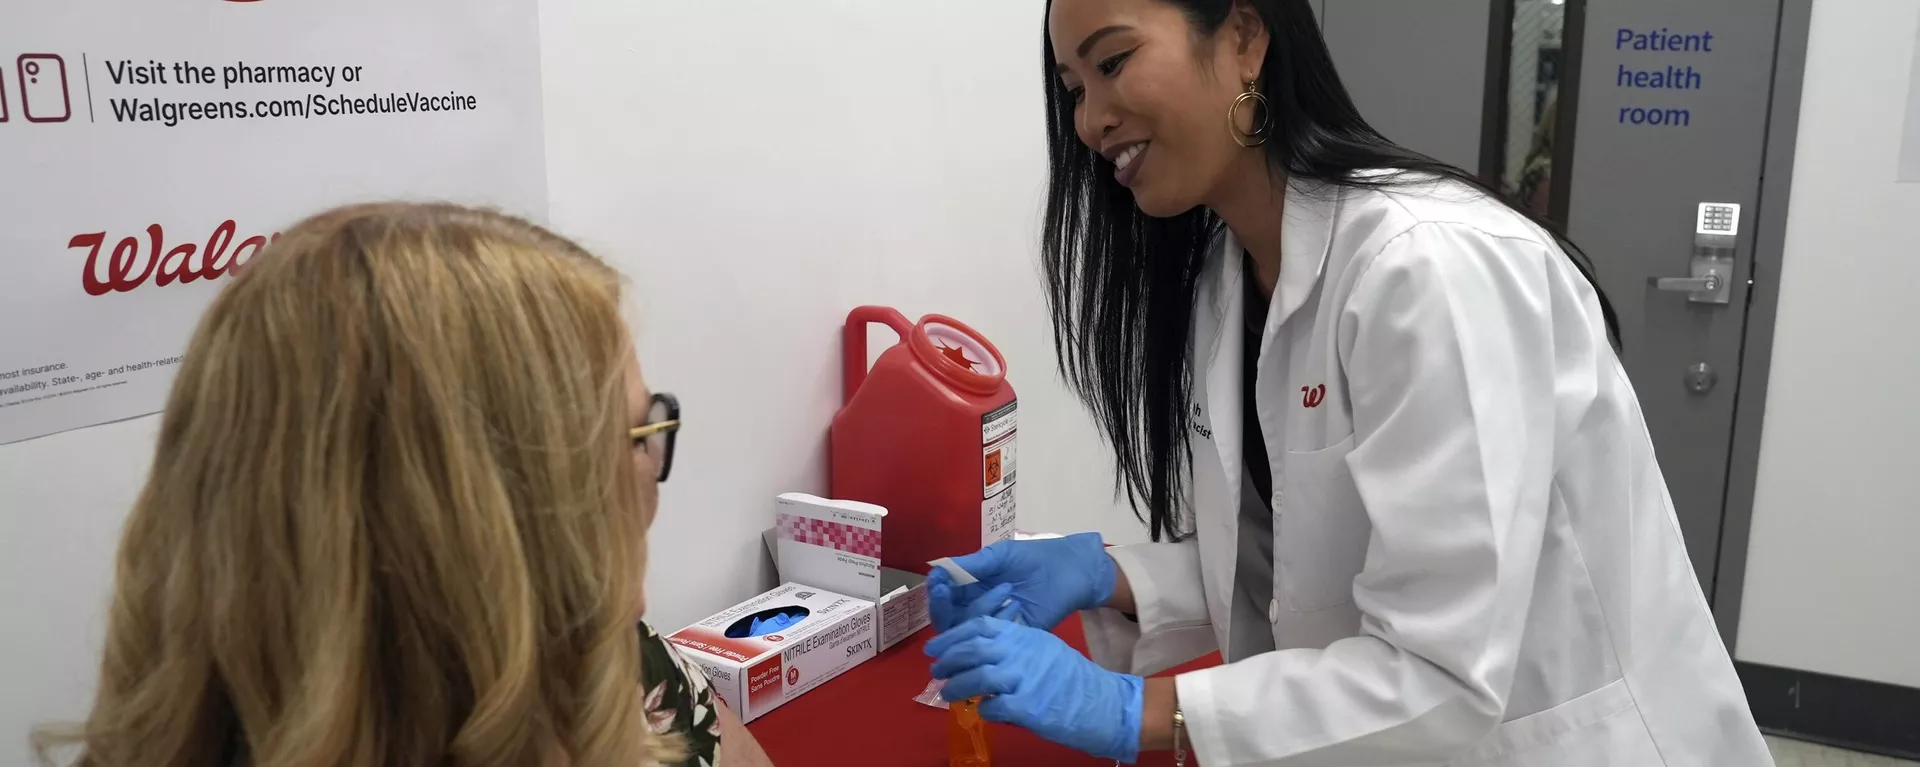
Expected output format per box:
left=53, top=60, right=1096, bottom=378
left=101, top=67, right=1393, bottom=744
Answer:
left=1109, top=140, right=1151, bottom=187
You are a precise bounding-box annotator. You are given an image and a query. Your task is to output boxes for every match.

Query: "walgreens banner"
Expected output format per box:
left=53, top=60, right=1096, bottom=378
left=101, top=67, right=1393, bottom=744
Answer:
left=0, top=0, right=547, bottom=444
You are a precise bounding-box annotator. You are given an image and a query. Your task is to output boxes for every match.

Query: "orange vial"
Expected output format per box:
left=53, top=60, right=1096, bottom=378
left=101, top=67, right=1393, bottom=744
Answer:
left=947, top=697, right=992, bottom=767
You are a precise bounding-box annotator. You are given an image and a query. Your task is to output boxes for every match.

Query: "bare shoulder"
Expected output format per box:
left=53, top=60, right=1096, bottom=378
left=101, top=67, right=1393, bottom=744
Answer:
left=713, top=697, right=775, bottom=767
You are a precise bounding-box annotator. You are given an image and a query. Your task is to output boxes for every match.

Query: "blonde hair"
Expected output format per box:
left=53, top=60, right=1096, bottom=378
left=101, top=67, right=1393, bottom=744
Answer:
left=37, top=203, right=680, bottom=766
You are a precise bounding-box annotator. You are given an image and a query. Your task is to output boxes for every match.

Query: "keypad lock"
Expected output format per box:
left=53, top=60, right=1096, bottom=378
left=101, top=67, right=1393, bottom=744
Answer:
left=1649, top=202, right=1740, bottom=305
left=1698, top=203, right=1738, bottom=235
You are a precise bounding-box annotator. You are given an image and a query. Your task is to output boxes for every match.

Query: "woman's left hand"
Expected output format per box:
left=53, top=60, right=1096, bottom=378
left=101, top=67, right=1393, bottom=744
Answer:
left=926, top=616, right=1145, bottom=762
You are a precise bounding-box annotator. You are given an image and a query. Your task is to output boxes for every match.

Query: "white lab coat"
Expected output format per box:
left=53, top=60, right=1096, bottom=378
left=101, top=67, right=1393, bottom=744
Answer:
left=1080, top=174, right=1772, bottom=766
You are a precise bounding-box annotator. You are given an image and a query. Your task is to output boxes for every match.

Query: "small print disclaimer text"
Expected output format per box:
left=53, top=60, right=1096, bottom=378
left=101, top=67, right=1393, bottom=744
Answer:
left=0, top=357, right=181, bottom=409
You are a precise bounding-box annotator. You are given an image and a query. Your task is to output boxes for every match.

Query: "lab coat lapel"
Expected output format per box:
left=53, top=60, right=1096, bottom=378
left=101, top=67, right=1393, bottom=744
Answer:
left=1190, top=229, right=1246, bottom=647
left=1260, top=180, right=1339, bottom=349
left=1195, top=229, right=1243, bottom=577
left=1201, top=229, right=1244, bottom=521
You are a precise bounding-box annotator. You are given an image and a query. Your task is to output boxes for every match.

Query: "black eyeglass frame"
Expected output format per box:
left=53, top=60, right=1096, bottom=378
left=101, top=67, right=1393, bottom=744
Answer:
left=629, top=392, right=680, bottom=482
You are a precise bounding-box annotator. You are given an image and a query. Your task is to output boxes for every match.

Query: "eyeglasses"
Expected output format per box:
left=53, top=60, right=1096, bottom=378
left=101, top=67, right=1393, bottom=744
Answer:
left=629, top=392, right=680, bottom=482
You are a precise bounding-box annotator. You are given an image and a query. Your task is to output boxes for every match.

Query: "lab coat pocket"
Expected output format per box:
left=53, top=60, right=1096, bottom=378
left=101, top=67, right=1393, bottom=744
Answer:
left=1278, top=435, right=1369, bottom=612
left=1450, top=679, right=1655, bottom=766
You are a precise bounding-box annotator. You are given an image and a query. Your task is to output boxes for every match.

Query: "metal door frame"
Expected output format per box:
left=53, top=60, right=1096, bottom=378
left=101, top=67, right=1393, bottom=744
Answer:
left=1476, top=0, right=1513, bottom=184
left=1709, top=0, right=1814, bottom=654
left=1475, top=0, right=1588, bottom=226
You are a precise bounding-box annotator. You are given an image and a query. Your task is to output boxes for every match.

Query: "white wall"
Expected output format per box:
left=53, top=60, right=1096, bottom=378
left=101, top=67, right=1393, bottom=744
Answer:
left=0, top=417, right=150, bottom=762
left=537, top=1, right=1141, bottom=627
left=0, top=1, right=1141, bottom=756
left=1735, top=0, right=1920, bottom=689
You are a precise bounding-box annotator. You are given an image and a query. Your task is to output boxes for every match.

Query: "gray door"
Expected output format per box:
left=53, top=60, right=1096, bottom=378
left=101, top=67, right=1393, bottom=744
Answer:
left=1554, top=1, right=1782, bottom=594
left=1332, top=0, right=1802, bottom=620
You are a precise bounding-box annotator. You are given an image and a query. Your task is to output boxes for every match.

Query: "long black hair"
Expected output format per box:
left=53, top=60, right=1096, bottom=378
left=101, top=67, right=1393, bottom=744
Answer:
left=1040, top=0, right=1619, bottom=542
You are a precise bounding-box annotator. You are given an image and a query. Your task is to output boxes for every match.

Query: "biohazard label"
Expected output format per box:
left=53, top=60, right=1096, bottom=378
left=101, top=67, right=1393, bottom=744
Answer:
left=981, top=400, right=1017, bottom=546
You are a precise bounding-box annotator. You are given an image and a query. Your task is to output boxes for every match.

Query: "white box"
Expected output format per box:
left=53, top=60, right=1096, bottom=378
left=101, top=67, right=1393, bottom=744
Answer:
left=772, top=493, right=930, bottom=652
left=667, top=583, right=877, bottom=723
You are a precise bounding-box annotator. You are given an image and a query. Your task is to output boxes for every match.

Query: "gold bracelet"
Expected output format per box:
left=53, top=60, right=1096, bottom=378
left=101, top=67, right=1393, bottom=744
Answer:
left=1173, top=704, right=1187, bottom=767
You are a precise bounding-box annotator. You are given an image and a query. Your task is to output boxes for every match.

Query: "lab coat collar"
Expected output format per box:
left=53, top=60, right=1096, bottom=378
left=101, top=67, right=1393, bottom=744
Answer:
left=1201, top=178, right=1341, bottom=392
left=1272, top=179, right=1340, bottom=335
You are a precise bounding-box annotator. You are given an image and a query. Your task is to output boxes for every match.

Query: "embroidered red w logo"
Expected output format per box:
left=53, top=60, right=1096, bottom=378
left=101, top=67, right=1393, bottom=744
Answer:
left=1301, top=384, right=1326, bottom=408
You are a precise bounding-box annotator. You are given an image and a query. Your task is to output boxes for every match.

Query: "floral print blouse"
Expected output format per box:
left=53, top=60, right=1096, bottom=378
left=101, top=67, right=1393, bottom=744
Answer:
left=639, top=621, right=723, bottom=766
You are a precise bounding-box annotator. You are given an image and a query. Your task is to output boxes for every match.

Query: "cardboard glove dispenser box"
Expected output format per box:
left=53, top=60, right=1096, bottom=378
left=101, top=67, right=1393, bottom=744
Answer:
left=766, top=493, right=931, bottom=653
left=668, top=493, right=932, bottom=722
left=667, top=583, right=877, bottom=723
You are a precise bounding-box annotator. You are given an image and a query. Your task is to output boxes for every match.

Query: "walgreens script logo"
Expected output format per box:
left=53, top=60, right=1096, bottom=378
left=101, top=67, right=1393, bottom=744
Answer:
left=68, top=220, right=281, bottom=295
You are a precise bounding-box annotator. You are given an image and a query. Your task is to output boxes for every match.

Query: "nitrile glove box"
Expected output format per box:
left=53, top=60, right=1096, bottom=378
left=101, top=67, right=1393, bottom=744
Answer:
left=769, top=493, right=930, bottom=652
left=667, top=583, right=877, bottom=723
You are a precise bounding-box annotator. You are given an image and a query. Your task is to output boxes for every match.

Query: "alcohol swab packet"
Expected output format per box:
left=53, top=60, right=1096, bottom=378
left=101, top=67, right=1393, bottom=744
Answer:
left=914, top=676, right=952, bottom=709
left=927, top=557, right=1021, bottom=616
left=928, top=530, right=1065, bottom=584
left=927, top=557, right=979, bottom=585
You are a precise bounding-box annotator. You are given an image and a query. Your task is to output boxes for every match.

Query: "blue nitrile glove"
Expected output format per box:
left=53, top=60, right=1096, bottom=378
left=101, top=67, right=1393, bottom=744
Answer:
left=928, top=580, right=1017, bottom=634
left=925, top=533, right=1116, bottom=632
left=927, top=616, right=1144, bottom=763
left=747, top=612, right=802, bottom=637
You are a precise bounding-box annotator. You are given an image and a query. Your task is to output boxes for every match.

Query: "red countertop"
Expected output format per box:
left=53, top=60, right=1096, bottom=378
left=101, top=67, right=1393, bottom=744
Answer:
left=748, top=615, right=1221, bottom=766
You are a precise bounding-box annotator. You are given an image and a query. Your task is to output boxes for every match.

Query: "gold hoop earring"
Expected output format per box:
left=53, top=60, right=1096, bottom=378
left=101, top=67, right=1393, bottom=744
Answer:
left=1229, top=79, right=1270, bottom=148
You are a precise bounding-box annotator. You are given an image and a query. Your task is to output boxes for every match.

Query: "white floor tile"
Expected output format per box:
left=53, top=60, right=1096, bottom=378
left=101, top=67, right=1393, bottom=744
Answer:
left=1767, top=736, right=1919, bottom=767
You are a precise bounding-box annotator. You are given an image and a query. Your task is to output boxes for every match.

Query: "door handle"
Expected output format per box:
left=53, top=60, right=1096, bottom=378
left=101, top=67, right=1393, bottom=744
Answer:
left=1648, top=268, right=1731, bottom=305
left=1650, top=272, right=1722, bottom=293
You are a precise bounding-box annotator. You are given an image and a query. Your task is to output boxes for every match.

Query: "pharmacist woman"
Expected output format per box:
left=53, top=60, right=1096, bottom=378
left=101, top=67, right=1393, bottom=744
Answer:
left=922, top=1, right=1772, bottom=765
